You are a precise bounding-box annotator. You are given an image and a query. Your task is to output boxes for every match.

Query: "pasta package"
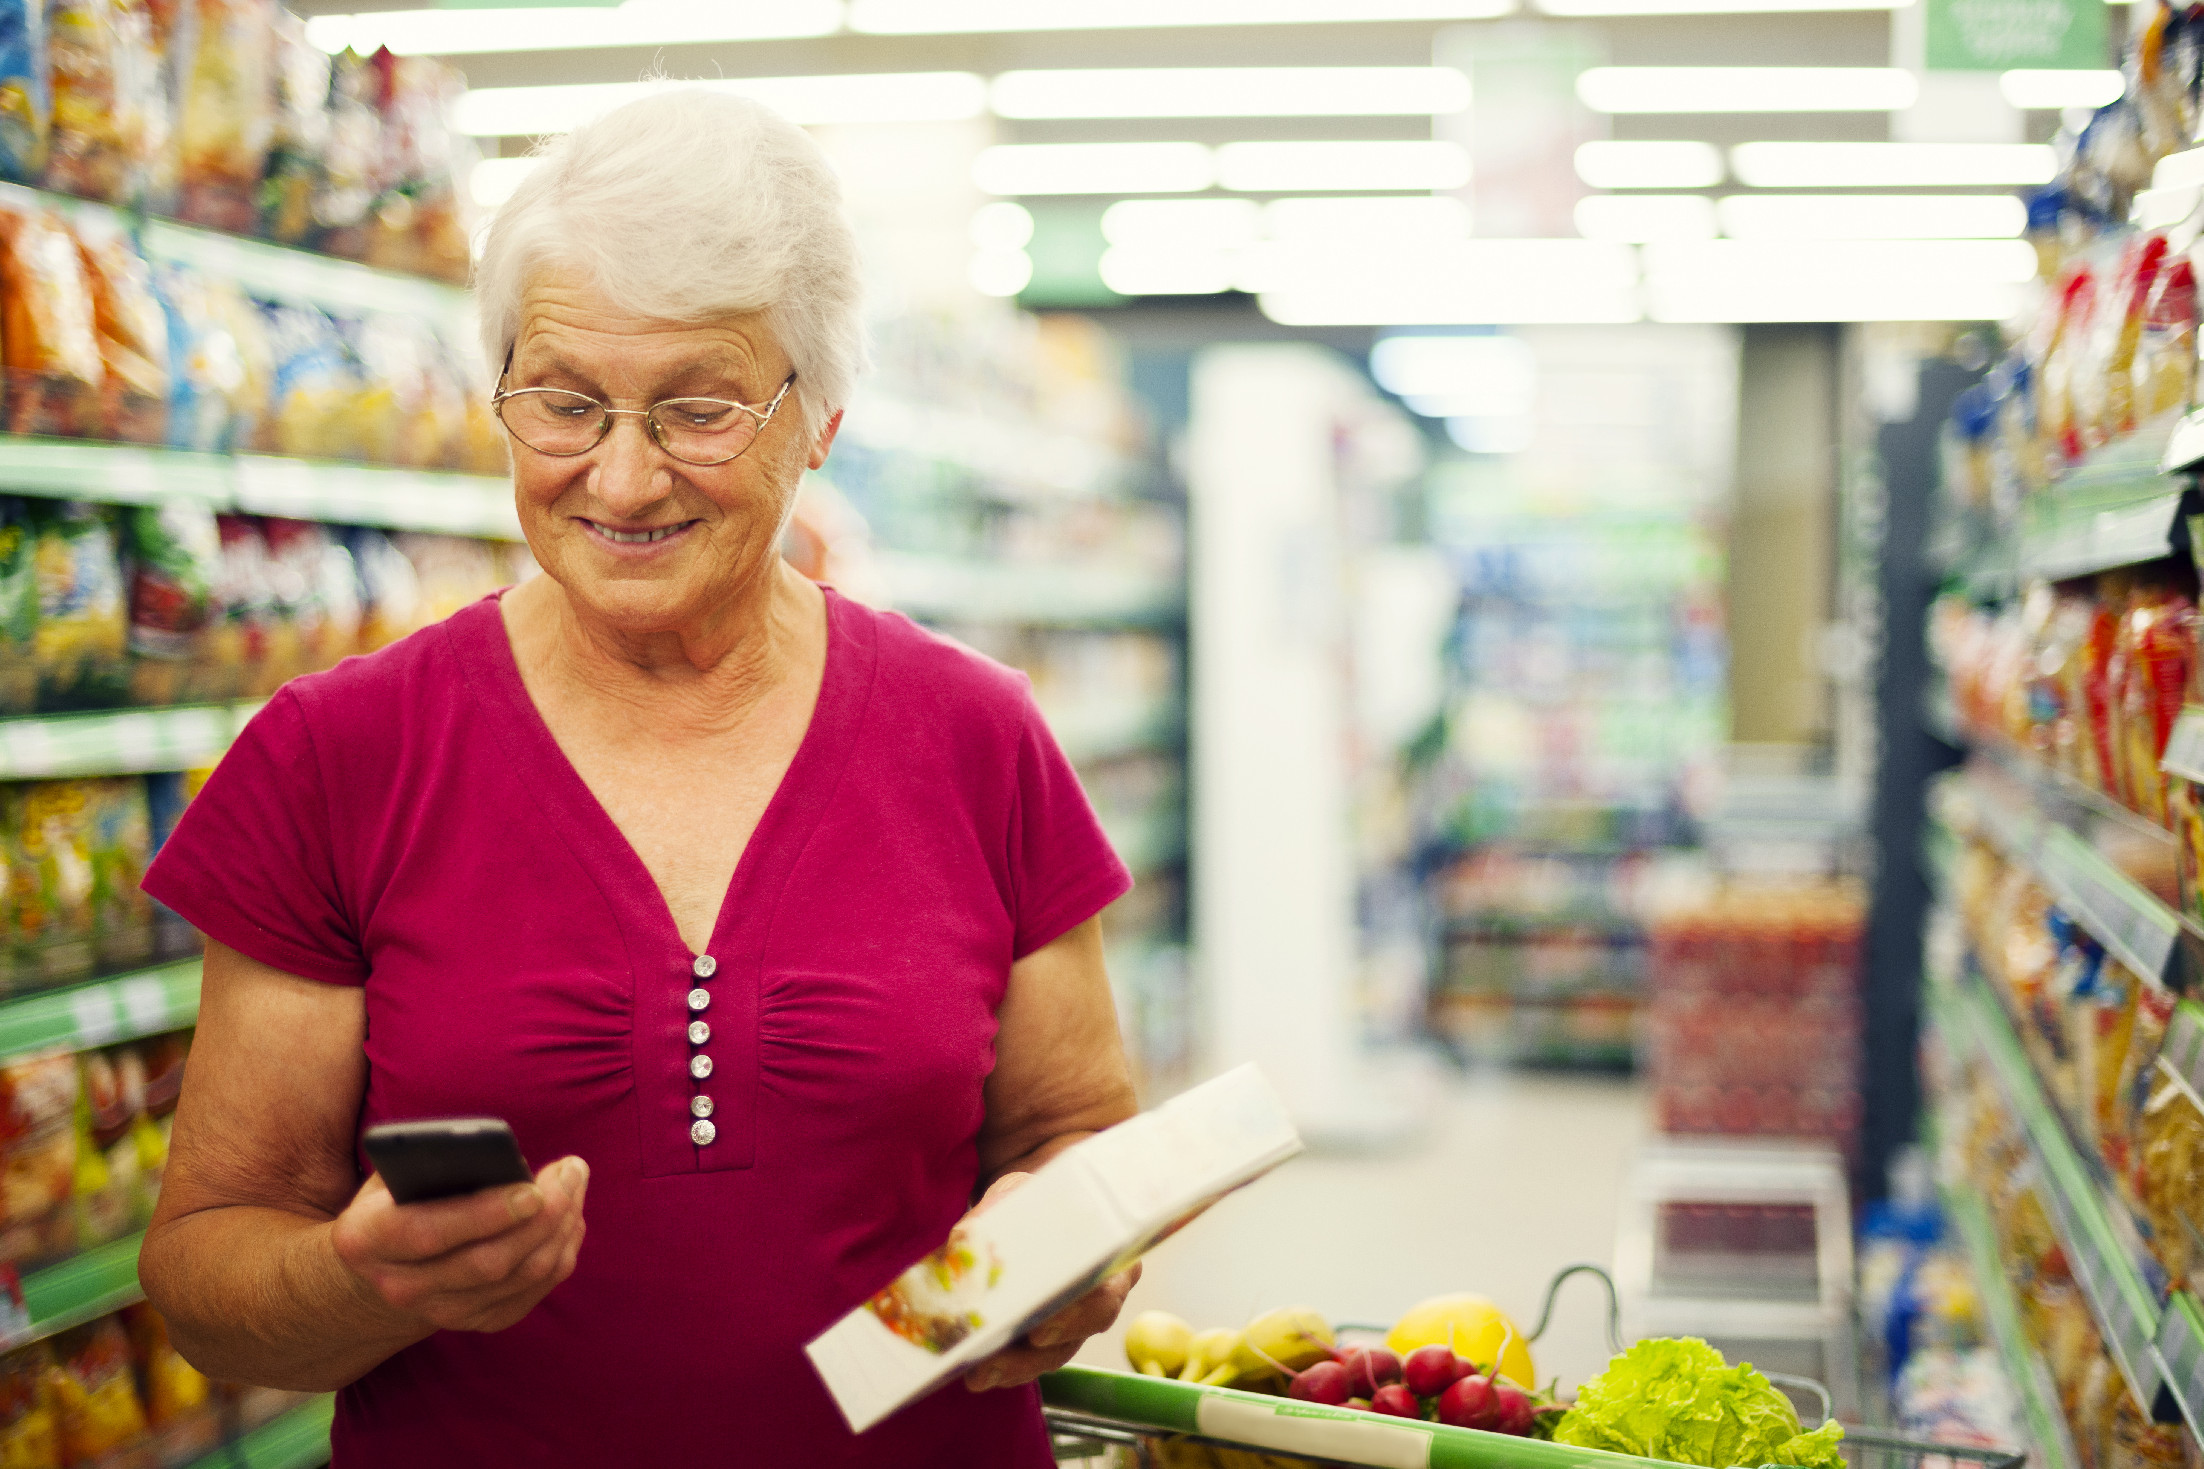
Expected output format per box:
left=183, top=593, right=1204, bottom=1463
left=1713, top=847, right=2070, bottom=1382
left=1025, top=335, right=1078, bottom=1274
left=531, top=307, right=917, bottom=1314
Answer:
left=2137, top=1068, right=2204, bottom=1288
left=72, top=216, right=166, bottom=445
left=2111, top=585, right=2196, bottom=822
left=0, top=203, right=101, bottom=438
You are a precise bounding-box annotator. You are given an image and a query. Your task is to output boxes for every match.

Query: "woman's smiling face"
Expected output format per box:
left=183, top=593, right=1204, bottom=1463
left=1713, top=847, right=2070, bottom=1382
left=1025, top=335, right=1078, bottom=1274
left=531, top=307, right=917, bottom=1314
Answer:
left=504, top=268, right=826, bottom=637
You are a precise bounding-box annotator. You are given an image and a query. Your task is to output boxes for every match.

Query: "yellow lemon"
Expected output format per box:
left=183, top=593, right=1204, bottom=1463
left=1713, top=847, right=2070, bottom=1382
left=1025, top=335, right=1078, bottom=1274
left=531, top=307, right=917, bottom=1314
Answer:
left=1385, top=1294, right=1535, bottom=1387
left=1125, top=1311, right=1194, bottom=1377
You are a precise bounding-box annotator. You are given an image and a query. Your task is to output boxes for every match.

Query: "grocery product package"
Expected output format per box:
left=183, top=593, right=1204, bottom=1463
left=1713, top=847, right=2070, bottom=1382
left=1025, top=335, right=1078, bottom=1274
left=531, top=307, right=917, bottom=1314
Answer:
left=0, top=201, right=101, bottom=438
left=0, top=500, right=35, bottom=716
left=171, top=0, right=274, bottom=232
left=2108, top=582, right=2194, bottom=822
left=157, top=263, right=262, bottom=454
left=257, top=300, right=355, bottom=460
left=122, top=498, right=218, bottom=706
left=30, top=503, right=126, bottom=709
left=806, top=1064, right=1302, bottom=1434
left=207, top=513, right=270, bottom=697
left=74, top=217, right=167, bottom=445
left=71, top=1046, right=142, bottom=1246
left=2137, top=1064, right=2204, bottom=1288
left=256, top=8, right=327, bottom=245
left=7, top=782, right=95, bottom=987
left=43, top=0, right=161, bottom=205
left=0, top=1051, right=79, bottom=1269
left=85, top=778, right=151, bottom=969
left=123, top=1304, right=214, bottom=1461
left=363, top=54, right=472, bottom=283
left=0, top=1340, right=56, bottom=1467
left=311, top=47, right=384, bottom=261
left=0, top=0, right=47, bottom=185
left=46, top=1316, right=147, bottom=1462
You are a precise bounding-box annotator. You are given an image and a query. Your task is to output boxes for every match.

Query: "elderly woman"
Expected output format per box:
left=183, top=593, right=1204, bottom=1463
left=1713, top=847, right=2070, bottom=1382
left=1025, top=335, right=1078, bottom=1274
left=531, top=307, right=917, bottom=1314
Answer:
left=135, top=91, right=1141, bottom=1466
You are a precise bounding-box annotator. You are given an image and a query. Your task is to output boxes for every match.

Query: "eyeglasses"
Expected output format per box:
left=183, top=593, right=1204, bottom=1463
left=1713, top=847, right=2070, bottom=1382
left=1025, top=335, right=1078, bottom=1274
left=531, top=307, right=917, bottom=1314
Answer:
left=492, top=368, right=797, bottom=467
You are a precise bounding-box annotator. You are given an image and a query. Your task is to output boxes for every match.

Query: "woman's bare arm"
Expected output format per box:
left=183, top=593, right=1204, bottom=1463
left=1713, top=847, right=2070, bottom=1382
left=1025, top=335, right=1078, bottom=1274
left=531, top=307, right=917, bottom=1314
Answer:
left=975, top=917, right=1139, bottom=1184
left=965, top=917, right=1141, bottom=1392
left=139, top=940, right=588, bottom=1391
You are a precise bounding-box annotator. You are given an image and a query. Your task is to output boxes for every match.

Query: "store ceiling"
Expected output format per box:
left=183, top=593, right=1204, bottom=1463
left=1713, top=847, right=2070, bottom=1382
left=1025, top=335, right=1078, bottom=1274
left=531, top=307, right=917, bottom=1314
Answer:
left=287, top=2, right=2131, bottom=322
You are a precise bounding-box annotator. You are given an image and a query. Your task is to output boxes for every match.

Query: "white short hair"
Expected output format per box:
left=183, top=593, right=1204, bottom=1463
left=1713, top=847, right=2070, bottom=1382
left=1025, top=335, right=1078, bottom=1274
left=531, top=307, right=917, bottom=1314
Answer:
left=474, top=89, right=866, bottom=441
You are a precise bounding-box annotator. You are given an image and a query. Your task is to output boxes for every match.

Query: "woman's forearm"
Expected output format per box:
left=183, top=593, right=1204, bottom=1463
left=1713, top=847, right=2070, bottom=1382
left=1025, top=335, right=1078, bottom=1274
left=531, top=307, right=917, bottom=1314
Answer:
left=141, top=1206, right=428, bottom=1392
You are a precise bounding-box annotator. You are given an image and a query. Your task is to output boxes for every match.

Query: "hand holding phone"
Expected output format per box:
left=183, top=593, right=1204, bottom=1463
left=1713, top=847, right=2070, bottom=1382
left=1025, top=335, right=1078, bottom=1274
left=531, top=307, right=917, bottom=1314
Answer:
left=363, top=1118, right=534, bottom=1205
left=332, top=1119, right=589, bottom=1336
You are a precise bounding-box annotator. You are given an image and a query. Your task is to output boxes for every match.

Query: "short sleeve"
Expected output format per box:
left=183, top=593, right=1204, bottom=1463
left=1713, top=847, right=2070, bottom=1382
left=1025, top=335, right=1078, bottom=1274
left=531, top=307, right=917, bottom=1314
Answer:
left=141, top=686, right=367, bottom=986
left=1009, top=690, right=1134, bottom=960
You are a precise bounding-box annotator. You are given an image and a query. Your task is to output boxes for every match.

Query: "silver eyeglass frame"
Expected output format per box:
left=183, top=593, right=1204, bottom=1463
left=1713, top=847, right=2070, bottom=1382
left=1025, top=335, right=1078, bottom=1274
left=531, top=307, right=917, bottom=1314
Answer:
left=491, top=364, right=798, bottom=467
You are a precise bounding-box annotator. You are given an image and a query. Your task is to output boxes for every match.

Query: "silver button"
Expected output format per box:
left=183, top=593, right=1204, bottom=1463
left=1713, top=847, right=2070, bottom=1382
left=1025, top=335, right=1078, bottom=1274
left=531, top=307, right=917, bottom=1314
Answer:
left=690, top=1054, right=713, bottom=1080
left=691, top=1118, right=717, bottom=1146
left=688, top=1020, right=710, bottom=1046
left=687, top=988, right=710, bottom=1013
left=691, top=1094, right=714, bottom=1119
left=693, top=955, right=717, bottom=979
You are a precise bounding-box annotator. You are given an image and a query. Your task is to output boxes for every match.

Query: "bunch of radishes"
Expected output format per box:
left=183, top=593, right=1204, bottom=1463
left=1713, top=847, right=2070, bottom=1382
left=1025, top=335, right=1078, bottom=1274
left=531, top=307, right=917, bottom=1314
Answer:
left=1282, top=1342, right=1562, bottom=1435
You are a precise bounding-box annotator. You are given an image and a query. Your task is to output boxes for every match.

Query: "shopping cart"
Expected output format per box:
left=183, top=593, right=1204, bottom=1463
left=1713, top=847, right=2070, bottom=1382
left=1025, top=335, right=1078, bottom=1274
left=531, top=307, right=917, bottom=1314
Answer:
left=1039, top=1265, right=2027, bottom=1469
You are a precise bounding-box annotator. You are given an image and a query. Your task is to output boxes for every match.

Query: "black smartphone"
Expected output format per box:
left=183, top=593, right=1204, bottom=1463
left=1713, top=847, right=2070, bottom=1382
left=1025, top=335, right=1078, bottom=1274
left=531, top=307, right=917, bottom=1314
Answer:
left=362, top=1117, right=534, bottom=1205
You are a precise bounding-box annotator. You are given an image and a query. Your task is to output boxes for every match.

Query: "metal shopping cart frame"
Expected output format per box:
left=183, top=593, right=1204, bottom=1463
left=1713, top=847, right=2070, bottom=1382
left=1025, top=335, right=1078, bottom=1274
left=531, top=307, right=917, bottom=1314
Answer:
left=1040, top=1265, right=2027, bottom=1469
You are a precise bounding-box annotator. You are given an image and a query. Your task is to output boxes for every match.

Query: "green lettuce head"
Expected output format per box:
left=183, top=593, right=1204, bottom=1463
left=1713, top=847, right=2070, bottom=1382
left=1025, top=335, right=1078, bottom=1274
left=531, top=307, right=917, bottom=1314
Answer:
left=1552, top=1338, right=1846, bottom=1469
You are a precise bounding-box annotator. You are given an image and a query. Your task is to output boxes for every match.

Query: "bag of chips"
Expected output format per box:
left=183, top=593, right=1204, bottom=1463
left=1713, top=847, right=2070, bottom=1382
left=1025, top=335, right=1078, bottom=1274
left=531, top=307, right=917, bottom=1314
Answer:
left=0, top=204, right=101, bottom=439
left=30, top=503, right=125, bottom=710
left=43, top=0, right=161, bottom=205
left=45, top=1317, right=147, bottom=1462
left=0, top=1342, right=60, bottom=1469
left=0, top=1052, right=79, bottom=1268
left=85, top=779, right=150, bottom=970
left=0, top=501, right=37, bottom=716
left=257, top=8, right=328, bottom=245
left=73, top=217, right=166, bottom=446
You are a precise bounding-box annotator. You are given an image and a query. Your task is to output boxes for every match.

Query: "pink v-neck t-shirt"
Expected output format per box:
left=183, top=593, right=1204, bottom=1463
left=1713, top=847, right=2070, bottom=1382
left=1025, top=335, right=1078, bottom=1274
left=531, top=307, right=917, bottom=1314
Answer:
left=142, top=587, right=1134, bottom=1467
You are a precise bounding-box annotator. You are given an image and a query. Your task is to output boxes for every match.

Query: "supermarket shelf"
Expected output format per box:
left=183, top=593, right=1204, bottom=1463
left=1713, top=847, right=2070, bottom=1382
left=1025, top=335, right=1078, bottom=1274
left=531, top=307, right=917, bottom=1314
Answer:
left=1944, top=1183, right=2082, bottom=1469
left=0, top=703, right=255, bottom=779
left=0, top=438, right=519, bottom=541
left=877, top=551, right=1183, bottom=627
left=2, top=1232, right=146, bottom=1350
left=2156, top=1290, right=2204, bottom=1440
left=1954, top=974, right=2167, bottom=1413
left=841, top=391, right=1129, bottom=500
left=0, top=960, right=202, bottom=1064
left=0, top=177, right=468, bottom=324
left=2021, top=488, right=2186, bottom=582
left=1047, top=696, right=1181, bottom=767
left=190, top=1395, right=336, bottom=1469
left=2162, top=706, right=2204, bottom=784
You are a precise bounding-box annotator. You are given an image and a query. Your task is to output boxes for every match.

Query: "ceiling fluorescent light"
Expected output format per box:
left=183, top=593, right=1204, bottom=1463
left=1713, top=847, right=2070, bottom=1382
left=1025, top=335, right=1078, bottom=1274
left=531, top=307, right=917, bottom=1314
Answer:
left=1716, top=193, right=2027, bottom=238
left=1099, top=248, right=1243, bottom=295
left=969, top=249, right=1034, bottom=297
left=1264, top=196, right=1472, bottom=241
left=1574, top=140, right=1723, bottom=189
left=850, top=0, right=1516, bottom=32
left=1577, top=67, right=1918, bottom=113
left=1542, top=0, right=1901, bottom=12
left=974, top=142, right=1216, bottom=196
left=1258, top=240, right=1639, bottom=325
left=1730, top=141, right=2057, bottom=186
left=1998, top=69, right=2125, bottom=109
left=990, top=67, right=1470, bottom=119
left=453, top=73, right=987, bottom=137
left=1102, top=198, right=1263, bottom=249
left=305, top=0, right=841, bottom=56
left=969, top=202, right=1036, bottom=251
left=1574, top=194, right=1719, bottom=241
left=1216, top=140, right=1470, bottom=193
left=1644, top=238, right=2034, bottom=320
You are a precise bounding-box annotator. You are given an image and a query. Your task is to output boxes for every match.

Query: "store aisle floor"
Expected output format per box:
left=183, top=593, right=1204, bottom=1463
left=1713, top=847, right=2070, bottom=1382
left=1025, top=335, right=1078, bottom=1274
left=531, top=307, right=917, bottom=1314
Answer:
left=1073, top=1070, right=1651, bottom=1395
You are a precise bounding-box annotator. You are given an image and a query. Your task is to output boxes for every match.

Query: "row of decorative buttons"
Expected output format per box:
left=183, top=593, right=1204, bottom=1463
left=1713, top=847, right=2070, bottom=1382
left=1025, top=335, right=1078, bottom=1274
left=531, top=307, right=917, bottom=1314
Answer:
left=689, top=953, right=717, bottom=1147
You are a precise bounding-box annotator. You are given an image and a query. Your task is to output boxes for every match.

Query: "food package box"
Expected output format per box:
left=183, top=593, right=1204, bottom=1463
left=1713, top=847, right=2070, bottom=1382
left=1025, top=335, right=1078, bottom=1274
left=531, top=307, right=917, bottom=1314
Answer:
left=806, top=1064, right=1302, bottom=1435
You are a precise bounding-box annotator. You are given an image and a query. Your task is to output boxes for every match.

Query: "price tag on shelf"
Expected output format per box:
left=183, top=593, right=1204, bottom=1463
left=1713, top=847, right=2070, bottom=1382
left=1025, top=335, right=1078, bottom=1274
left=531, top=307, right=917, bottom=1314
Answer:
left=114, top=976, right=173, bottom=1036
left=66, top=986, right=120, bottom=1050
left=2166, top=708, right=2204, bottom=784
left=2023, top=492, right=2185, bottom=580
left=104, top=712, right=159, bottom=773
left=2165, top=1006, right=2204, bottom=1099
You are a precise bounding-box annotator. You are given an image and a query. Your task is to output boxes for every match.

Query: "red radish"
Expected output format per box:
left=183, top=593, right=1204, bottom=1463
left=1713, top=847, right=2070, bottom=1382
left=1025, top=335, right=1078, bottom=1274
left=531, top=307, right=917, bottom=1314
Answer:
left=1369, top=1384, right=1422, bottom=1418
left=1491, top=1380, right=1534, bottom=1436
left=1339, top=1346, right=1403, bottom=1399
left=1436, top=1374, right=1499, bottom=1431
left=1289, top=1361, right=1351, bottom=1406
left=1401, top=1344, right=1467, bottom=1397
